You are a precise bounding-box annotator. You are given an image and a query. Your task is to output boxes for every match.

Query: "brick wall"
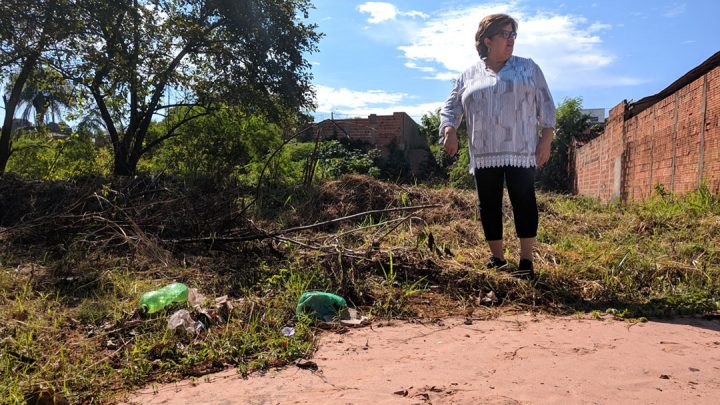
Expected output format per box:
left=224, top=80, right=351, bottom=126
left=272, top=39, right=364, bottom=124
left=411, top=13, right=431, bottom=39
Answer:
left=574, top=63, right=720, bottom=202
left=315, top=112, right=419, bottom=151
left=313, top=112, right=431, bottom=175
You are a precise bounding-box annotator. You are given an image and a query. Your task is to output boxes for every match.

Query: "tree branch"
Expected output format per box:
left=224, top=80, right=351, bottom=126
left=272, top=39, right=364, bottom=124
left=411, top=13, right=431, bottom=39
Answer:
left=154, top=103, right=206, bottom=111
left=163, top=204, right=441, bottom=245
left=140, top=109, right=212, bottom=155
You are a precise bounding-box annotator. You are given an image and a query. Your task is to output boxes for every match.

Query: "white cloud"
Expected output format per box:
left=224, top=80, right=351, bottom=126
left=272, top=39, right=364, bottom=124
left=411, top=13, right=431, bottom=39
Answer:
left=396, top=3, right=645, bottom=90
left=404, top=62, right=435, bottom=73
left=423, top=72, right=459, bottom=81
left=663, top=3, right=686, bottom=17
left=314, top=84, right=441, bottom=121
left=357, top=2, right=429, bottom=24
left=315, top=85, right=407, bottom=111
left=402, top=10, right=429, bottom=19
left=337, top=102, right=443, bottom=122
left=587, top=22, right=612, bottom=32
left=357, top=2, right=398, bottom=24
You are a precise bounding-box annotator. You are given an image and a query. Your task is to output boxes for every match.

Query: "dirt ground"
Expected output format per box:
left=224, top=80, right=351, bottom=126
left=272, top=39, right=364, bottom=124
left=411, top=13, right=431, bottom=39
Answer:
left=125, top=314, right=720, bottom=405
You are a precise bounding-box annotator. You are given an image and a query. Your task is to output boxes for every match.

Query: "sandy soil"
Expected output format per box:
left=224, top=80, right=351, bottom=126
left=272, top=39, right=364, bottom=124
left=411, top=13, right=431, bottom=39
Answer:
left=125, top=314, right=720, bottom=404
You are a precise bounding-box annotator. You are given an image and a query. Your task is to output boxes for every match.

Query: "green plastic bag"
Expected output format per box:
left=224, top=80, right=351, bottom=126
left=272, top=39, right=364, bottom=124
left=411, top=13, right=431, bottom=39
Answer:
left=295, top=291, right=347, bottom=321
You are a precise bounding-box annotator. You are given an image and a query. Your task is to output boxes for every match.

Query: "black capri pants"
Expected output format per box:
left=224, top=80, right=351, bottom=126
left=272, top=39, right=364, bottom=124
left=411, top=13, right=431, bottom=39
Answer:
left=473, top=166, right=538, bottom=241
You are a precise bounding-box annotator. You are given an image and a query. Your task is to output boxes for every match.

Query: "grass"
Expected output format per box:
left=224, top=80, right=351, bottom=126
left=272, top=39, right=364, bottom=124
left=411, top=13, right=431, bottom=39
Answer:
left=1, top=175, right=719, bottom=403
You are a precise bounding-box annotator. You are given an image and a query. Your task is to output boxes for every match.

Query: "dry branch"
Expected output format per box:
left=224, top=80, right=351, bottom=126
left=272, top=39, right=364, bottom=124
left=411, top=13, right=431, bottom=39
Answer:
left=163, top=203, right=441, bottom=245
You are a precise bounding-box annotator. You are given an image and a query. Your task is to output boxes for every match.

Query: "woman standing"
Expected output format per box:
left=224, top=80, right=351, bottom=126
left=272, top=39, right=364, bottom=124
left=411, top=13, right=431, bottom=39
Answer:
left=439, top=14, right=556, bottom=279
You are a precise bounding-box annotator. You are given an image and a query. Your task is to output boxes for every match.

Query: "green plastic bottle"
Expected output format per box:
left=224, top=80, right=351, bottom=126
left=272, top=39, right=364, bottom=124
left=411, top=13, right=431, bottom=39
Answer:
left=139, top=282, right=189, bottom=314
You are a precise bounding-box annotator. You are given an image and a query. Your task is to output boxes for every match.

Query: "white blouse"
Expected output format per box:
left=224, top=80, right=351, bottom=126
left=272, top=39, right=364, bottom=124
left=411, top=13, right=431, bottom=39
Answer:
left=439, top=55, right=556, bottom=171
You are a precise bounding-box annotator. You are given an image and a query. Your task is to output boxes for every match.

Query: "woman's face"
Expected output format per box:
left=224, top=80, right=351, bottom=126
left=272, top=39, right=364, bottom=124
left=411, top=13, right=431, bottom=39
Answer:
left=485, top=23, right=515, bottom=60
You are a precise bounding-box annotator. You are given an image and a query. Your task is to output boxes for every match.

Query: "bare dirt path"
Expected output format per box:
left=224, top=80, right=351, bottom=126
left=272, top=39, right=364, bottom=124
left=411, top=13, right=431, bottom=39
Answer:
left=125, top=314, right=720, bottom=404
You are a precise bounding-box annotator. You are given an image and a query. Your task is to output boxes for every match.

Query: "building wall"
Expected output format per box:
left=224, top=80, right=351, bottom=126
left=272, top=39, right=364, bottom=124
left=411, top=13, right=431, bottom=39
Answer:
left=574, top=65, right=720, bottom=201
left=313, top=112, right=431, bottom=175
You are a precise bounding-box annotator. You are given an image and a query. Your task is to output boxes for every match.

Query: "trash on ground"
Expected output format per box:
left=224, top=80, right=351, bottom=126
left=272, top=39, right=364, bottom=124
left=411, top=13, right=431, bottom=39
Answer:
left=188, top=287, right=206, bottom=307
left=337, top=308, right=369, bottom=327
left=139, top=282, right=189, bottom=314
left=167, top=309, right=203, bottom=335
left=295, top=359, right=318, bottom=371
left=282, top=326, right=295, bottom=337
left=295, top=291, right=347, bottom=320
left=482, top=291, right=498, bottom=304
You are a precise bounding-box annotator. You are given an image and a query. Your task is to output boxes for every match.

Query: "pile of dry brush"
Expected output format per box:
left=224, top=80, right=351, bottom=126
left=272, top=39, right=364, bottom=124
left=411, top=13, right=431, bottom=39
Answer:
left=2, top=173, right=560, bottom=312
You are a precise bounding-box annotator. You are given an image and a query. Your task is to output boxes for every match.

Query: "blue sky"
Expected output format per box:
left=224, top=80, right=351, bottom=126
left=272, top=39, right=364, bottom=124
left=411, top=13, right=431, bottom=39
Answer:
left=306, top=0, right=720, bottom=122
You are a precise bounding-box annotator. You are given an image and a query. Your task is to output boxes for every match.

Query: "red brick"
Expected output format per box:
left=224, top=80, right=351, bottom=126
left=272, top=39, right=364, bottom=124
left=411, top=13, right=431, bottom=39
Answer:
left=575, top=60, right=720, bottom=201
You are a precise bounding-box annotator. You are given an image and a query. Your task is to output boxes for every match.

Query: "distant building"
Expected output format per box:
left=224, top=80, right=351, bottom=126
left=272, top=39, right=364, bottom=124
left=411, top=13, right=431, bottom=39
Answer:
left=581, top=108, right=606, bottom=124
left=308, top=112, right=431, bottom=176
left=9, top=118, right=32, bottom=131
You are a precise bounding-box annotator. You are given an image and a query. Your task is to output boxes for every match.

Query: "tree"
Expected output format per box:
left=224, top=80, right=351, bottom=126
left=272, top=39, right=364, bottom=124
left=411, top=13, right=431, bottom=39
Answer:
left=3, top=65, right=74, bottom=130
left=0, top=0, right=77, bottom=175
left=147, top=107, right=284, bottom=179
left=419, top=108, right=441, bottom=146
left=536, top=97, right=592, bottom=192
left=67, top=0, right=321, bottom=176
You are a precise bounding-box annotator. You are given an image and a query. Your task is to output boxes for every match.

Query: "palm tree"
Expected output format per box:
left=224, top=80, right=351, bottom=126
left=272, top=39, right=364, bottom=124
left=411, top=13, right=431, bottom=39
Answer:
left=3, top=65, right=73, bottom=130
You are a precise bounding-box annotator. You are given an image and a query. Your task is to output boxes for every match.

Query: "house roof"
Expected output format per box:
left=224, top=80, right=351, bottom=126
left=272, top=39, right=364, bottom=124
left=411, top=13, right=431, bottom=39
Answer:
left=625, top=50, right=720, bottom=120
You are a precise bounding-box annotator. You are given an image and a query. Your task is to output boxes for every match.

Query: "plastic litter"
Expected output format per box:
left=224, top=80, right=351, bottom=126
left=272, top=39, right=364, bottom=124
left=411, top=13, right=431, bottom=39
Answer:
left=281, top=326, right=295, bottom=337
left=481, top=291, right=498, bottom=304
left=139, top=282, right=189, bottom=314
left=167, top=309, right=203, bottom=335
left=295, top=291, right=347, bottom=320
left=187, top=287, right=206, bottom=307
left=338, top=308, right=369, bottom=327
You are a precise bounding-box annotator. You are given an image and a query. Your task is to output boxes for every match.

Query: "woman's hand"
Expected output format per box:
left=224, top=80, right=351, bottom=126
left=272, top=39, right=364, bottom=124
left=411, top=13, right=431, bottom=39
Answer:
left=536, top=128, right=554, bottom=167
left=443, top=126, right=458, bottom=157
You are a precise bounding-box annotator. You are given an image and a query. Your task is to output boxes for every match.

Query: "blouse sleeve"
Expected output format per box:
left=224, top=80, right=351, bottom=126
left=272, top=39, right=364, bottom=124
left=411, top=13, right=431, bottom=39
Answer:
left=438, top=74, right=465, bottom=142
left=531, top=60, right=556, bottom=129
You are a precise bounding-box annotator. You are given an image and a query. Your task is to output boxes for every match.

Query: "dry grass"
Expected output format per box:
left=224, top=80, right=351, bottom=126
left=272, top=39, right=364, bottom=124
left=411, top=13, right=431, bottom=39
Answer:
left=1, top=174, right=718, bottom=403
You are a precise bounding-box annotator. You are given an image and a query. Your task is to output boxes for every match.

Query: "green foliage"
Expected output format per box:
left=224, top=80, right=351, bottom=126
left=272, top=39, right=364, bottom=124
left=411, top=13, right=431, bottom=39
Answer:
left=537, top=97, right=592, bottom=192
left=418, top=109, right=473, bottom=187
left=7, top=131, right=109, bottom=179
left=375, top=140, right=411, bottom=182
left=147, top=109, right=286, bottom=182
left=447, top=144, right=474, bottom=189
left=447, top=120, right=473, bottom=189
left=64, top=0, right=321, bottom=176
left=419, top=108, right=441, bottom=146
left=373, top=252, right=427, bottom=318
left=317, top=140, right=381, bottom=178
left=0, top=0, right=79, bottom=174
left=3, top=65, right=74, bottom=129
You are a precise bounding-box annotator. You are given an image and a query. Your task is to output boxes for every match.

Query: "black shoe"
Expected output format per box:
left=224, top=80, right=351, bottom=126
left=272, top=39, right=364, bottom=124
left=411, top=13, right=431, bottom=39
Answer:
left=485, top=256, right=508, bottom=270
left=513, top=259, right=535, bottom=279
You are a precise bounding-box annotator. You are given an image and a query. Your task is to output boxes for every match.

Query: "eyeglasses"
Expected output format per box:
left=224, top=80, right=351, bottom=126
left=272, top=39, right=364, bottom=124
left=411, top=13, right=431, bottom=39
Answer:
left=495, top=30, right=517, bottom=39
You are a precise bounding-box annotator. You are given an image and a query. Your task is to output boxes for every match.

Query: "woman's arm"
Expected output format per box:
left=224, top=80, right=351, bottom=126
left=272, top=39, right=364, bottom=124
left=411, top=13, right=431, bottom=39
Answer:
left=438, top=75, right=465, bottom=156
left=536, top=127, right=554, bottom=167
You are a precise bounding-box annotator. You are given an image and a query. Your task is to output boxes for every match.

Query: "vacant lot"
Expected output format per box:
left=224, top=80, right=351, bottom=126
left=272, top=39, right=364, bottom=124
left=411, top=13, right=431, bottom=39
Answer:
left=1, top=174, right=719, bottom=403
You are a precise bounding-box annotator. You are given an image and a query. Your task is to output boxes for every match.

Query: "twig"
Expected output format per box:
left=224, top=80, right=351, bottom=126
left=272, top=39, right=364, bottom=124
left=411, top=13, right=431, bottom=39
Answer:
left=372, top=215, right=424, bottom=245
left=272, top=235, right=367, bottom=260
left=164, top=203, right=441, bottom=245
left=273, top=204, right=440, bottom=236
left=322, top=215, right=412, bottom=245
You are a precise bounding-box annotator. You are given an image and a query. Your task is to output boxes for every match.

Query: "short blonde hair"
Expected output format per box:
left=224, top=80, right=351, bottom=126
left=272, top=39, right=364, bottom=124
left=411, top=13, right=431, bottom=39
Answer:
left=475, top=14, right=518, bottom=58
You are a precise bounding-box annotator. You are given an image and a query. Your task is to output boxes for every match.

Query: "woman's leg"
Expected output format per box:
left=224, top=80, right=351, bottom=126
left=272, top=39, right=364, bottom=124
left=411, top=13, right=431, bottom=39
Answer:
left=505, top=167, right=538, bottom=261
left=474, top=167, right=506, bottom=258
